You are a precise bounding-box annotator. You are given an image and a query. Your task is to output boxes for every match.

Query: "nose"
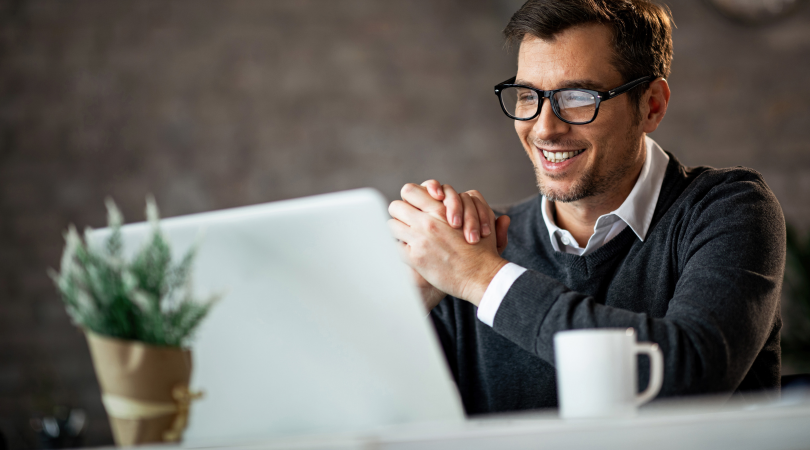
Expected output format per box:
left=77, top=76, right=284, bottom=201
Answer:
left=532, top=98, right=570, bottom=141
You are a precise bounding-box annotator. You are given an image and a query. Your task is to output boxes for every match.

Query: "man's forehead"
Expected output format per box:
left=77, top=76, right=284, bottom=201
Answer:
left=514, top=77, right=608, bottom=92
left=515, top=25, right=621, bottom=90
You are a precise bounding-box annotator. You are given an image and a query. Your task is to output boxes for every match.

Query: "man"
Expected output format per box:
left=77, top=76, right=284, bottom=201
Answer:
left=388, top=0, right=785, bottom=415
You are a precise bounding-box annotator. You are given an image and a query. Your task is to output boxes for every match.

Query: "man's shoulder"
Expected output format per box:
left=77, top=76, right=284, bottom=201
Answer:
left=663, top=150, right=768, bottom=190
left=659, top=153, right=778, bottom=217
left=658, top=159, right=783, bottom=242
left=677, top=163, right=777, bottom=209
left=690, top=164, right=767, bottom=184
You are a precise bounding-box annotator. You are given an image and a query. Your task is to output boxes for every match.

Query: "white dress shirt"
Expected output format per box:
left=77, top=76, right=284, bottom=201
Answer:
left=476, top=136, right=670, bottom=326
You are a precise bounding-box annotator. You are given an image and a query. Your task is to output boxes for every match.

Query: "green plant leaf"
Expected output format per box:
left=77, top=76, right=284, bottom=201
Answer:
left=51, top=197, right=215, bottom=348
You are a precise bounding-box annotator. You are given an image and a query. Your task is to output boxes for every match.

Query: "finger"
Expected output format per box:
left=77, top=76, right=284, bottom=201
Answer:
left=442, top=184, right=463, bottom=228
left=421, top=179, right=445, bottom=201
left=470, top=195, right=493, bottom=238
left=466, top=189, right=495, bottom=238
left=388, top=200, right=423, bottom=226
left=495, top=215, right=511, bottom=255
left=400, top=183, right=447, bottom=222
left=460, top=193, right=480, bottom=244
left=464, top=190, right=494, bottom=216
left=387, top=218, right=415, bottom=243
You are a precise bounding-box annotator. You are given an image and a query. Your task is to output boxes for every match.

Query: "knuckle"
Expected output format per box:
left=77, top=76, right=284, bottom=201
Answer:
left=431, top=204, right=448, bottom=219
left=477, top=201, right=488, bottom=216
left=486, top=208, right=495, bottom=221
left=400, top=183, right=418, bottom=197
left=424, top=219, right=440, bottom=234
left=446, top=194, right=461, bottom=207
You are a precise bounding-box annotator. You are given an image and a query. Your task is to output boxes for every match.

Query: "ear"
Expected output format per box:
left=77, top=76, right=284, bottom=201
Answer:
left=641, top=78, right=670, bottom=133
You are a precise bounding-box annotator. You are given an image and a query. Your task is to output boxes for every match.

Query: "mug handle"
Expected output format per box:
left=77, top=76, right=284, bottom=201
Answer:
left=634, top=342, right=663, bottom=406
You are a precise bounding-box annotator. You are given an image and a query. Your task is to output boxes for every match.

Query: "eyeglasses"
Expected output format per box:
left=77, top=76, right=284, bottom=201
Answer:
left=494, top=76, right=654, bottom=125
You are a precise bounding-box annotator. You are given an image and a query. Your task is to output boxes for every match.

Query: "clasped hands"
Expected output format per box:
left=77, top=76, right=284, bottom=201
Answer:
left=388, top=180, right=510, bottom=311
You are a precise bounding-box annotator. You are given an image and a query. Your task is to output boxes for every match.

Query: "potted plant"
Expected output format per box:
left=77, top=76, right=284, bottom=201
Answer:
left=50, top=197, right=217, bottom=446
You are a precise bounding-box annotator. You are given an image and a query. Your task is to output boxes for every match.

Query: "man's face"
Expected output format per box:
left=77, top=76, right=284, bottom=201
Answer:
left=515, top=24, right=645, bottom=203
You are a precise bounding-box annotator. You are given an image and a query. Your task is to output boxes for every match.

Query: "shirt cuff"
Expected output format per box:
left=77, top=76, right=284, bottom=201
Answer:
left=476, top=262, right=527, bottom=327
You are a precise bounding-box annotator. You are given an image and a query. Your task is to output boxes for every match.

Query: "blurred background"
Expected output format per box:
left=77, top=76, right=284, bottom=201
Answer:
left=0, top=0, right=809, bottom=448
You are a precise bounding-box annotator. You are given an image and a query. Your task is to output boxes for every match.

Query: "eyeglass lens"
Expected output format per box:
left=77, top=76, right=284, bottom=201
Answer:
left=500, top=87, right=597, bottom=123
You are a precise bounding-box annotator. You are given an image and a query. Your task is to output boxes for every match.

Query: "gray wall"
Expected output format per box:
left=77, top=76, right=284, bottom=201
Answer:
left=0, top=0, right=808, bottom=448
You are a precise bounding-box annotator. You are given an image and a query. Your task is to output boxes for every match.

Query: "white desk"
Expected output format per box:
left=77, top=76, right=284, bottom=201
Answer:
left=124, top=394, right=810, bottom=450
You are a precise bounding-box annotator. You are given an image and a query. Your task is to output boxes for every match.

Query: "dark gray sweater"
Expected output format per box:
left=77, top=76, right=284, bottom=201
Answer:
left=430, top=153, right=785, bottom=415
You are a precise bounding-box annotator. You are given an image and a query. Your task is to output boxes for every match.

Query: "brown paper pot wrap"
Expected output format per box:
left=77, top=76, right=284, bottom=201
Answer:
left=85, top=331, right=199, bottom=447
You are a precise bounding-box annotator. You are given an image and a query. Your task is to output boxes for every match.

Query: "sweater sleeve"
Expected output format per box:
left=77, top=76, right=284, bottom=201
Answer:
left=491, top=173, right=785, bottom=397
left=429, top=296, right=460, bottom=384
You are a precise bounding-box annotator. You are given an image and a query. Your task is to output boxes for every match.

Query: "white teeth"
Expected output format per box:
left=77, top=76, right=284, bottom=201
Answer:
left=543, top=149, right=583, bottom=163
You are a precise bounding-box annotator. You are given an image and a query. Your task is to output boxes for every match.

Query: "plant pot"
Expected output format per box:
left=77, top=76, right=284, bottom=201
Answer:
left=85, top=331, right=199, bottom=446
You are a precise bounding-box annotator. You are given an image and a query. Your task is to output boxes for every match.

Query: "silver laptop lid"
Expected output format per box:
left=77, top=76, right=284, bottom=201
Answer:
left=90, top=188, right=464, bottom=446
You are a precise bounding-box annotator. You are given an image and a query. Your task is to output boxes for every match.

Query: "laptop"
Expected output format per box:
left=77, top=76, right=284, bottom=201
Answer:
left=89, top=188, right=465, bottom=447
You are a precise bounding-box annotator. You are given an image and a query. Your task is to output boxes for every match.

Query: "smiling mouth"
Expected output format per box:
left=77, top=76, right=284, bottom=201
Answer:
left=542, top=149, right=585, bottom=163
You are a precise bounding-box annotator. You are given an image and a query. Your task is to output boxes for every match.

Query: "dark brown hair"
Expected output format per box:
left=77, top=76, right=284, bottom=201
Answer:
left=504, top=0, right=673, bottom=109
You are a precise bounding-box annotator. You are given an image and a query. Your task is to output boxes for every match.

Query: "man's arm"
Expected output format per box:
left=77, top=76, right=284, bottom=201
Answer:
left=392, top=175, right=785, bottom=396
left=494, top=178, right=783, bottom=395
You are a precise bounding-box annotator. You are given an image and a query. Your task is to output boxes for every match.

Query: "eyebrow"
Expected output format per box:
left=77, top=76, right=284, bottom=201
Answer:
left=514, top=78, right=608, bottom=92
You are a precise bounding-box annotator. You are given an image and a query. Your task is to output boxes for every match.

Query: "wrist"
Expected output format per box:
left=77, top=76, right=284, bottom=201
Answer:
left=464, top=256, right=508, bottom=307
left=421, top=285, right=446, bottom=312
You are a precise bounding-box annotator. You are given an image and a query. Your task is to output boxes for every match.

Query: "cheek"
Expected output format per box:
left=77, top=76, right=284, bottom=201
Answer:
left=514, top=122, right=535, bottom=159
left=514, top=121, right=532, bottom=145
left=597, top=100, right=635, bottom=131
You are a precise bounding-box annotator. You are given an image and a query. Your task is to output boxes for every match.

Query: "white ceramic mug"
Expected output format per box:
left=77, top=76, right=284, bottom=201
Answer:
left=553, top=328, right=663, bottom=419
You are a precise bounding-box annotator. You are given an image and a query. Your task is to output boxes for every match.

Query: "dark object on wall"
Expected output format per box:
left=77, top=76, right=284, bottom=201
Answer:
left=704, top=0, right=807, bottom=25
left=782, top=374, right=810, bottom=402
left=782, top=373, right=810, bottom=389
left=29, top=408, right=86, bottom=449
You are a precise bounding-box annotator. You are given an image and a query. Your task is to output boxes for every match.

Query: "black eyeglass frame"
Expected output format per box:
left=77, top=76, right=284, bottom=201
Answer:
left=493, top=75, right=655, bottom=125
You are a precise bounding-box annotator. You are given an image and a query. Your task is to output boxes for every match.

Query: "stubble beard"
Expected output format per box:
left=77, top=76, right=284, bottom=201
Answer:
left=533, top=127, right=642, bottom=204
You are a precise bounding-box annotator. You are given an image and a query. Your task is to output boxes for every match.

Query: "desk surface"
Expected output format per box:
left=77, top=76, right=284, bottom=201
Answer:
left=116, top=394, right=810, bottom=450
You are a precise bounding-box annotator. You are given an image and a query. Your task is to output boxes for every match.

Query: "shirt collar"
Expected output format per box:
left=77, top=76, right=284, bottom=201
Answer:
left=541, top=191, right=567, bottom=252
left=540, top=136, right=669, bottom=249
left=613, top=136, right=669, bottom=242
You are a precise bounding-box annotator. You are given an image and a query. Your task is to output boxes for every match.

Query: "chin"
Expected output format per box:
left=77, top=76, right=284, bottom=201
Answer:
left=535, top=172, right=593, bottom=203
left=538, top=187, right=585, bottom=203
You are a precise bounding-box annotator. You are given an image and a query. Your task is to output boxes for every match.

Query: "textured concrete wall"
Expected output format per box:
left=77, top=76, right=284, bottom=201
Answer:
left=0, top=0, right=808, bottom=448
